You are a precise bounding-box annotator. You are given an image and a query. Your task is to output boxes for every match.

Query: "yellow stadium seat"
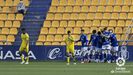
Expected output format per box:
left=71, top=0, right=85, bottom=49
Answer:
left=124, top=0, right=131, bottom=5
left=43, top=21, right=51, bottom=27
left=75, top=0, right=83, bottom=5
left=103, top=13, right=111, bottom=19
left=97, top=6, right=105, bottom=12
left=49, top=28, right=57, bottom=34
left=90, top=27, right=98, bottom=33
left=7, top=35, right=15, bottom=42
left=111, top=13, right=119, bottom=19
left=36, top=42, right=43, bottom=45
left=2, top=28, right=9, bottom=35
left=122, top=6, right=129, bottom=12
left=65, top=28, right=73, bottom=34
left=107, top=27, right=115, bottom=32
left=74, top=28, right=81, bottom=34
left=0, top=42, right=3, bottom=45
left=107, top=0, right=115, bottom=5
left=100, top=0, right=107, bottom=5
left=121, top=34, right=127, bottom=41
left=51, top=0, right=59, bottom=6
left=46, top=13, right=54, bottom=20
left=55, top=35, right=63, bottom=41
left=89, top=6, right=97, bottom=12
left=123, top=28, right=129, bottom=34
left=13, top=0, right=20, bottom=6
left=54, top=13, right=62, bottom=20
left=128, top=13, right=133, bottom=19
left=81, top=6, right=89, bottom=12
left=68, top=21, right=75, bottom=27
left=87, top=13, right=95, bottom=20
left=125, top=20, right=132, bottom=26
left=57, top=6, right=65, bottom=12
left=101, top=20, right=108, bottom=27
left=57, top=28, right=65, bottom=34
left=68, top=0, right=75, bottom=5
left=105, top=6, right=113, bottom=12
left=5, top=0, right=13, bottom=6
left=59, top=0, right=67, bottom=6
left=116, top=0, right=123, bottom=5
left=79, top=13, right=86, bottom=20
left=91, top=0, right=99, bottom=5
left=114, top=6, right=121, bottom=12
left=82, top=28, right=90, bottom=34
left=116, top=35, right=121, bottom=41
left=5, top=21, right=12, bottom=27
left=37, top=35, right=46, bottom=42
left=12, top=21, right=21, bottom=28
left=10, top=28, right=18, bottom=35
left=44, top=42, right=51, bottom=45
left=72, top=34, right=79, bottom=40
left=8, top=14, right=15, bottom=20
left=49, top=6, right=56, bottom=13
left=16, top=14, right=23, bottom=20
left=52, top=42, right=60, bottom=45
left=62, top=13, right=70, bottom=20
left=23, top=0, right=30, bottom=6
left=0, top=14, right=7, bottom=20
left=119, top=13, right=127, bottom=19
left=115, top=27, right=122, bottom=34
left=95, top=13, right=103, bottom=19
left=84, top=20, right=92, bottom=27
left=46, top=35, right=54, bottom=41
left=93, top=20, right=100, bottom=27
left=117, top=20, right=125, bottom=27
left=71, top=13, right=78, bottom=20
left=63, top=35, right=67, bottom=41
left=0, top=35, right=6, bottom=41
left=40, top=28, right=48, bottom=34
left=60, top=21, right=67, bottom=27
left=61, top=42, right=65, bottom=45
left=73, top=6, right=81, bottom=13
left=52, top=21, right=59, bottom=27
left=2, top=7, right=10, bottom=12
left=130, top=6, right=133, bottom=12
left=65, top=6, right=73, bottom=12
left=76, top=21, right=84, bottom=27
left=109, top=20, right=116, bottom=27
left=0, top=21, right=4, bottom=27
left=0, top=0, right=4, bottom=6
left=98, top=27, right=105, bottom=31
left=84, top=0, right=91, bottom=5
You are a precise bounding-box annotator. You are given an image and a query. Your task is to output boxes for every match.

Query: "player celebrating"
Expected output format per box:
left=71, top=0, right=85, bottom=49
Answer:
left=65, top=31, right=76, bottom=65
left=19, top=28, right=29, bottom=64
left=76, top=29, right=88, bottom=63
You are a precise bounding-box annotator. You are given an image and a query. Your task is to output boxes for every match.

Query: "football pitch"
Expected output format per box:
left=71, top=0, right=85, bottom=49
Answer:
left=0, top=61, right=132, bottom=75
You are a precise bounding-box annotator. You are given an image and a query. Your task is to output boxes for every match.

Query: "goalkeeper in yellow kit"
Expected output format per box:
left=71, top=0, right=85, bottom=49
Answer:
left=65, top=31, right=76, bottom=65
left=19, top=28, right=29, bottom=64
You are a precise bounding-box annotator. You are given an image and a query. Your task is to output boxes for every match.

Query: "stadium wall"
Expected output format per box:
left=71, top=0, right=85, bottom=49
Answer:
left=0, top=46, right=133, bottom=61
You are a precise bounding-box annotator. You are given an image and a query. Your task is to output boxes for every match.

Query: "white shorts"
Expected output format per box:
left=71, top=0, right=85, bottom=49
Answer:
left=112, top=46, right=119, bottom=52
left=102, top=44, right=111, bottom=50
left=96, top=47, right=102, bottom=52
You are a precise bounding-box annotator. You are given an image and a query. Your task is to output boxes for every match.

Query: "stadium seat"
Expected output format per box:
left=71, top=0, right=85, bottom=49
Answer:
left=46, top=13, right=54, bottom=20
left=107, top=27, right=115, bottom=32
left=0, top=21, right=4, bottom=27
left=0, top=14, right=7, bottom=20
left=117, top=20, right=125, bottom=27
left=54, top=13, right=62, bottom=20
left=0, top=0, right=4, bottom=6
left=63, top=35, right=67, bottom=41
left=105, top=6, right=113, bottom=12
left=124, top=0, right=131, bottom=5
left=74, top=28, right=81, bottom=34
left=52, top=42, right=60, bottom=45
left=7, top=35, right=15, bottom=42
left=116, top=35, right=121, bottom=41
left=75, top=0, right=83, bottom=5
left=49, top=28, right=57, bottom=34
left=68, top=21, right=75, bottom=27
left=5, top=0, right=13, bottom=6
left=59, top=0, right=67, bottom=6
left=8, top=14, right=15, bottom=20
left=111, top=13, right=119, bottom=19
left=54, top=35, right=63, bottom=41
left=68, top=0, right=75, bottom=5
left=57, top=6, right=65, bottom=12
left=123, top=28, right=129, bottom=34
left=97, top=6, right=105, bottom=12
left=62, top=13, right=70, bottom=20
left=44, top=42, right=51, bottom=45
left=115, top=27, right=122, bottom=34
left=125, top=20, right=132, bottom=26
left=83, top=0, right=91, bottom=5
left=23, top=0, right=30, bottom=6
left=37, top=35, right=46, bottom=42
left=99, top=0, right=107, bottom=5
left=13, top=0, right=20, bottom=6
left=65, top=28, right=73, bottom=34
left=114, top=6, right=121, bottom=12
left=57, top=28, right=65, bottom=34
left=51, top=0, right=59, bottom=6
left=2, top=7, right=10, bottom=12
left=0, top=42, right=3, bottom=45
left=10, top=28, right=18, bottom=35
left=119, top=13, right=127, bottom=19
left=89, top=6, right=97, bottom=12
left=60, top=21, right=67, bottom=27
left=43, top=21, right=51, bottom=27
left=61, top=42, right=65, bottom=45
left=82, top=27, right=90, bottom=34
left=5, top=21, right=12, bottom=27
left=130, top=6, right=133, bottom=12
left=93, top=20, right=100, bottom=26
left=109, top=20, right=116, bottom=27
left=121, top=34, right=127, bottom=41
left=101, top=20, right=109, bottom=26
left=122, top=6, right=129, bottom=12
left=72, top=34, right=79, bottom=40
left=12, top=21, right=21, bottom=28
left=76, top=21, right=84, bottom=27
left=40, top=28, right=48, bottom=34
left=128, top=13, right=133, bottom=19
left=65, top=6, right=73, bottom=12
left=73, top=6, right=81, bottom=13
left=52, top=21, right=59, bottom=27
left=81, top=6, right=89, bottom=12
left=49, top=6, right=56, bottom=13
left=16, top=14, right=23, bottom=20
left=0, top=35, right=6, bottom=41
left=71, top=13, right=78, bottom=20
left=116, top=0, right=123, bottom=5
left=79, top=13, right=86, bottom=20
left=1, top=28, right=9, bottom=34
left=95, top=13, right=103, bottom=19
left=103, top=13, right=111, bottom=19
left=46, top=35, right=54, bottom=41
left=84, top=20, right=92, bottom=27
left=90, top=27, right=98, bottom=33
left=87, top=13, right=95, bottom=20
left=91, top=0, right=99, bottom=5
left=107, top=0, right=115, bottom=5
left=36, top=42, right=43, bottom=45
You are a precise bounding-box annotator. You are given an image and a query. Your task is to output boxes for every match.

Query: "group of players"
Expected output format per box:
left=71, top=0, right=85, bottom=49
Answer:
left=65, top=27, right=119, bottom=65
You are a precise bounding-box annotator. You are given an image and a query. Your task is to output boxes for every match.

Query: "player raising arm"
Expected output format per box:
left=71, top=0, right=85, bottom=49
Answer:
left=65, top=31, right=76, bottom=65
left=19, top=28, right=29, bottom=64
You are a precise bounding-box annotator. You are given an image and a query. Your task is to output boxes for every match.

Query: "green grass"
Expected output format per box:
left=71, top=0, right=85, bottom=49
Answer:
left=0, top=61, right=132, bottom=75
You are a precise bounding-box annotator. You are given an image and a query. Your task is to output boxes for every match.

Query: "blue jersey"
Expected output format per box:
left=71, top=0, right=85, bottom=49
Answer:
left=78, top=34, right=88, bottom=47
left=102, top=31, right=111, bottom=45
left=110, top=33, right=118, bottom=47
left=95, top=35, right=103, bottom=48
left=89, top=34, right=97, bottom=46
